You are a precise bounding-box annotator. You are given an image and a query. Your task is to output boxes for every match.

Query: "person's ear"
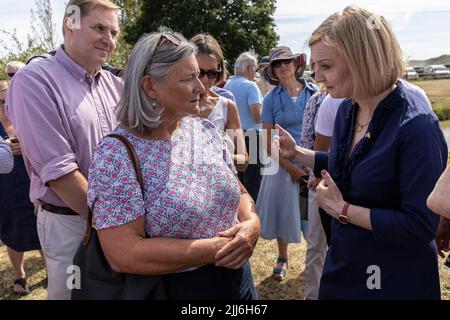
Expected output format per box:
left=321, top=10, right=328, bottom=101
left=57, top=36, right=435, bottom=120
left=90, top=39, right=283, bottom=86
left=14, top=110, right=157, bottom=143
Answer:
left=64, top=17, right=74, bottom=34
left=140, top=75, right=158, bottom=99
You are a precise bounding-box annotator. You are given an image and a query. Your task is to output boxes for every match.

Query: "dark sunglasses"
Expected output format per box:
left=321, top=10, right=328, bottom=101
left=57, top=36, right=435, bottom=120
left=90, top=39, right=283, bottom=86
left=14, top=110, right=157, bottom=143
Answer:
left=7, top=72, right=15, bottom=78
left=272, top=59, right=293, bottom=69
left=0, top=99, right=5, bottom=106
left=199, top=68, right=221, bottom=80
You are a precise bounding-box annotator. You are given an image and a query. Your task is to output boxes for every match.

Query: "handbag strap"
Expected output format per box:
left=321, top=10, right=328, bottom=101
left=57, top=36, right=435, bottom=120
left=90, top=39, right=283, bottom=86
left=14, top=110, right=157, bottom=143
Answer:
left=82, top=133, right=144, bottom=245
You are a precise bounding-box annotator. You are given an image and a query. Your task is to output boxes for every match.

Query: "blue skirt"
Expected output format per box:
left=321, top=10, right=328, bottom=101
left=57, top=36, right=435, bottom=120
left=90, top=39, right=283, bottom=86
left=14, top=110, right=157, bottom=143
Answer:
left=0, top=155, right=41, bottom=252
left=256, top=161, right=303, bottom=243
left=162, top=262, right=257, bottom=300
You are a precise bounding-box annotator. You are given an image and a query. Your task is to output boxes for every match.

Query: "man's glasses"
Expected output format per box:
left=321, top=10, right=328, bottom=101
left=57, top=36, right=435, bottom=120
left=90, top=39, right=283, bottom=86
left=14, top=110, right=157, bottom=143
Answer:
left=199, top=68, right=221, bottom=80
left=272, top=59, right=293, bottom=69
left=7, top=72, right=15, bottom=78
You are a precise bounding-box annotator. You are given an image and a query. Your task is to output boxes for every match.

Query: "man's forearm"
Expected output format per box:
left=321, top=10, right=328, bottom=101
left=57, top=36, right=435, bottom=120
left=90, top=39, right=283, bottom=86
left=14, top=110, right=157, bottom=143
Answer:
left=47, top=169, right=89, bottom=217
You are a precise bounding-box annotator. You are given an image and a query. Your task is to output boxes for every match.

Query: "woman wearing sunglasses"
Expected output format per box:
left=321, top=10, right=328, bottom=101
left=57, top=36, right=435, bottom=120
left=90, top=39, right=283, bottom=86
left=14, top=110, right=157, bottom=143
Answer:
left=257, top=46, right=318, bottom=281
left=190, top=33, right=248, bottom=172
left=85, top=29, right=259, bottom=299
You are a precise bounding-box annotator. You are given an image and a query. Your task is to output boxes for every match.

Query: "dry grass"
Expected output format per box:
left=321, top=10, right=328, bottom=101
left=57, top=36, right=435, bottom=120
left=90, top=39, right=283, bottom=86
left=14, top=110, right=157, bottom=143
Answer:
left=1, top=238, right=449, bottom=300
left=411, top=78, right=450, bottom=104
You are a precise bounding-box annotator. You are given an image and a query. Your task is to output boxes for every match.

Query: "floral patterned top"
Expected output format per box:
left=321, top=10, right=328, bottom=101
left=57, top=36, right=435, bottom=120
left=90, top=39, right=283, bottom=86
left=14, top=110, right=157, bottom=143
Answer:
left=299, top=91, right=327, bottom=149
left=87, top=117, right=240, bottom=239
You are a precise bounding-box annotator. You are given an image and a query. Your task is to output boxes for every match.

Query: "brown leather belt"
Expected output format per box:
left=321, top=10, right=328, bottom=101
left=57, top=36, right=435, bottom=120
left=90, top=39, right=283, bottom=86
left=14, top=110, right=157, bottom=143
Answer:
left=41, top=203, right=79, bottom=216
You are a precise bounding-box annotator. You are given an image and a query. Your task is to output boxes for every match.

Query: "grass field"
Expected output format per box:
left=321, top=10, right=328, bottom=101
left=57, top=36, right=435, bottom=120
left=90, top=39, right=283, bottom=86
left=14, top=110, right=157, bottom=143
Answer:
left=411, top=78, right=450, bottom=111
left=1, top=238, right=449, bottom=300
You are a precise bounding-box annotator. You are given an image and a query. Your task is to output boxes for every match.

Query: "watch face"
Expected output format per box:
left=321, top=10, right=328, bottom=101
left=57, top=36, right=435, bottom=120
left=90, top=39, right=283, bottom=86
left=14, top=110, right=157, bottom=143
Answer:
left=338, top=214, right=349, bottom=224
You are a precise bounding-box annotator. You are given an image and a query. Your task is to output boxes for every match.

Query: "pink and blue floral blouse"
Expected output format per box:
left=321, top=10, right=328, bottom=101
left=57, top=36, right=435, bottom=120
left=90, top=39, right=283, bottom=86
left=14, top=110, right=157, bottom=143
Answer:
left=87, top=117, right=240, bottom=239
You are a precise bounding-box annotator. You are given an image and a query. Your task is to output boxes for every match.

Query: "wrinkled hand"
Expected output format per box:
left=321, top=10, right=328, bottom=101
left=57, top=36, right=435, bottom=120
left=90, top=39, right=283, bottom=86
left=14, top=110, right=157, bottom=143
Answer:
left=274, top=124, right=297, bottom=161
left=435, top=216, right=450, bottom=258
left=315, top=170, right=345, bottom=218
left=5, top=139, right=21, bottom=156
left=215, top=219, right=260, bottom=269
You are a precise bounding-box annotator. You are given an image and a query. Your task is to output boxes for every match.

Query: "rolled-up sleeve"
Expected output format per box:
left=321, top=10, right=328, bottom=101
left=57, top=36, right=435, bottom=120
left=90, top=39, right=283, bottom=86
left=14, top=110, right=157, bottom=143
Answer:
left=370, top=114, right=447, bottom=245
left=6, top=70, right=78, bottom=184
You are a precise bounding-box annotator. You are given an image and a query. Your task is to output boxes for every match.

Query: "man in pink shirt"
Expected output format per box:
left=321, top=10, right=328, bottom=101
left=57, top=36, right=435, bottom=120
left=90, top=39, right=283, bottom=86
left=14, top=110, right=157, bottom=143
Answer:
left=6, top=0, right=123, bottom=299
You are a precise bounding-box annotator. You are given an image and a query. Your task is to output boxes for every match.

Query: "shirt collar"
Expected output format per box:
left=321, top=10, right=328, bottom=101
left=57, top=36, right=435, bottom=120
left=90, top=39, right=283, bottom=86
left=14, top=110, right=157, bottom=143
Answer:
left=273, top=77, right=316, bottom=95
left=55, top=46, right=103, bottom=83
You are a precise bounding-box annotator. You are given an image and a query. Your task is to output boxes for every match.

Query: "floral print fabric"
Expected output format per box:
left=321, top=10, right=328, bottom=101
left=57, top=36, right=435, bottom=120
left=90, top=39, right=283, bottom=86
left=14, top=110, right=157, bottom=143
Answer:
left=87, top=117, right=240, bottom=239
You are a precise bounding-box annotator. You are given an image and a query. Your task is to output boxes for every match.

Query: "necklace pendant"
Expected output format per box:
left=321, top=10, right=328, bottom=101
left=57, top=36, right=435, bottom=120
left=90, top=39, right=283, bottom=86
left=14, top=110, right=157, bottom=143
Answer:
left=199, top=105, right=207, bottom=112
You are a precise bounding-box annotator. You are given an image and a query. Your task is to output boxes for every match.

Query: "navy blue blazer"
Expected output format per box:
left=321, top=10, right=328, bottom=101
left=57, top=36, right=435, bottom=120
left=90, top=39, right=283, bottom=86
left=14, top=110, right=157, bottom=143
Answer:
left=314, top=80, right=447, bottom=299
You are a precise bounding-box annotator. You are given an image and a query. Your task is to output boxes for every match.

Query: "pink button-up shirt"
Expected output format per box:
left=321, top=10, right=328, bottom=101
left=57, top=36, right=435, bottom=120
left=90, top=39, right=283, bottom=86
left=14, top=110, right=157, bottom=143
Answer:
left=6, top=47, right=123, bottom=206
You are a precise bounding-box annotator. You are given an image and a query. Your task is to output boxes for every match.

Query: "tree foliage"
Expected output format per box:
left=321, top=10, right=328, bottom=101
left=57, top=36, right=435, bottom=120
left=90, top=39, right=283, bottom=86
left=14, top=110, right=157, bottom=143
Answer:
left=124, top=0, right=278, bottom=70
left=0, top=0, right=59, bottom=79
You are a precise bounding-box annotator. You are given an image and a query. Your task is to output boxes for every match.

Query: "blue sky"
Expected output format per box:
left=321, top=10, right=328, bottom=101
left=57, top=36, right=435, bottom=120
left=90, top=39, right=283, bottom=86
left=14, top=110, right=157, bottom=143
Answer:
left=1, top=0, right=450, bottom=60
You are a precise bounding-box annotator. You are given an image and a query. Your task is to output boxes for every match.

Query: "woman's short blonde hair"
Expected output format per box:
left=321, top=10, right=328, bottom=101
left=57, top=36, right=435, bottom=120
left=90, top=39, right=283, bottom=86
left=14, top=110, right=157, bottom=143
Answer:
left=309, top=6, right=405, bottom=99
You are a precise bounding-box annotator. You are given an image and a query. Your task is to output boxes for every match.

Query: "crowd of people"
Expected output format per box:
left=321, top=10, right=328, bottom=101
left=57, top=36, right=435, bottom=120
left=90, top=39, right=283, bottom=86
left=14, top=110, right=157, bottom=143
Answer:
left=0, top=0, right=449, bottom=300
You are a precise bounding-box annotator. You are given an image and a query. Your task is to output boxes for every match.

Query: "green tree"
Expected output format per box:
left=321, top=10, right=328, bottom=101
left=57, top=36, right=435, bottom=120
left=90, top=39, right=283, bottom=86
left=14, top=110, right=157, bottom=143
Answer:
left=30, top=0, right=61, bottom=52
left=124, top=0, right=278, bottom=69
left=0, top=0, right=59, bottom=79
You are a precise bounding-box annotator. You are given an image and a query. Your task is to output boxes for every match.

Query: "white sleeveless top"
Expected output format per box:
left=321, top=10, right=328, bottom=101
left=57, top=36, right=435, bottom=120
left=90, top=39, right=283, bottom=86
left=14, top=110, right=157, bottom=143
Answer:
left=207, top=96, right=228, bottom=131
left=207, top=96, right=235, bottom=154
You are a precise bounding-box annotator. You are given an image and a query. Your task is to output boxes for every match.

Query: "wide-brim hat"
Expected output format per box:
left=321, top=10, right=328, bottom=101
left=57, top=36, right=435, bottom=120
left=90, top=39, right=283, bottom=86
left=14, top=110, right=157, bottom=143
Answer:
left=262, top=46, right=307, bottom=86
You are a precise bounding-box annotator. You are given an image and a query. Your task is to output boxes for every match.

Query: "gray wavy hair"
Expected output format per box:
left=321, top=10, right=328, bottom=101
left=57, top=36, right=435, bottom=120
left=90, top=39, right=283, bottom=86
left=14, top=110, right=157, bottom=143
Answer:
left=116, top=29, right=196, bottom=132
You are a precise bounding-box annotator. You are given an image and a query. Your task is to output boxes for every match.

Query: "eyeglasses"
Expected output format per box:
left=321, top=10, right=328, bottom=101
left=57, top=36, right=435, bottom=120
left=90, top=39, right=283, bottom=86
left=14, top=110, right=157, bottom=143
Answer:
left=272, top=59, right=293, bottom=69
left=198, top=68, right=221, bottom=80
left=7, top=72, right=15, bottom=78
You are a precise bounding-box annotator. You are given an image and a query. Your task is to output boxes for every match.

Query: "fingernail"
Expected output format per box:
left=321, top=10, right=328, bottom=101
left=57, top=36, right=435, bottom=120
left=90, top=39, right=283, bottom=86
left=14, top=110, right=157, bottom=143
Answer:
left=321, top=170, right=326, bottom=176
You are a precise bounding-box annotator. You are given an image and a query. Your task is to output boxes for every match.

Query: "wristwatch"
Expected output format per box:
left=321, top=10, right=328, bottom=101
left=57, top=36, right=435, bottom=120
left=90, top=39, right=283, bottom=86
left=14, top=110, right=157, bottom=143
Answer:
left=338, top=202, right=350, bottom=224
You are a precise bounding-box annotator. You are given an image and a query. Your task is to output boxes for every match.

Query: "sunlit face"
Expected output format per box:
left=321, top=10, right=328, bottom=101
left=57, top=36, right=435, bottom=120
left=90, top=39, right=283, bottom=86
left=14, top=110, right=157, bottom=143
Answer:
left=196, top=53, right=220, bottom=91
left=311, top=41, right=353, bottom=98
left=150, top=54, right=205, bottom=121
left=273, top=58, right=297, bottom=81
left=64, top=6, right=119, bottom=71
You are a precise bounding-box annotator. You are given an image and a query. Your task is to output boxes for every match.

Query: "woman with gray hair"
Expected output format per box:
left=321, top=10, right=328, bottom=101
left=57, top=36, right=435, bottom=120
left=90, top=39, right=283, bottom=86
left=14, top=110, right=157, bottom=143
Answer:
left=86, top=30, right=259, bottom=299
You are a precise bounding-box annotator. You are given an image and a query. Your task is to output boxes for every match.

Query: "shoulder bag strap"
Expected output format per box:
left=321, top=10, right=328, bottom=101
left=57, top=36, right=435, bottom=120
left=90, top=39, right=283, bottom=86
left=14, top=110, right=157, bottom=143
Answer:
left=82, top=133, right=144, bottom=245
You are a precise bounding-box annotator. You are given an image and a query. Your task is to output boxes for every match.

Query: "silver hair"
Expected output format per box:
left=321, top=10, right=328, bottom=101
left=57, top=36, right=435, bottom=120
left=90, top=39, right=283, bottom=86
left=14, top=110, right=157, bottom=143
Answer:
left=234, top=51, right=257, bottom=74
left=5, top=61, right=25, bottom=71
left=116, top=29, right=196, bottom=132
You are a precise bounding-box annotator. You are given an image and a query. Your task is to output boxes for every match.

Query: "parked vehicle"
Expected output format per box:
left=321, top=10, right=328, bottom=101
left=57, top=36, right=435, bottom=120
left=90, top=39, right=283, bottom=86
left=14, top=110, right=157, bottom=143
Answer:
left=404, top=67, right=419, bottom=80
left=413, top=66, right=425, bottom=78
left=423, top=65, right=450, bottom=79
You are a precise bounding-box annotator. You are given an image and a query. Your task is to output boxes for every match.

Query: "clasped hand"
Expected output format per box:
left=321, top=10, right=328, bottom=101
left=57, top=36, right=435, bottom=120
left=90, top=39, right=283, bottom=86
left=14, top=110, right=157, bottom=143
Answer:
left=214, top=219, right=260, bottom=270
